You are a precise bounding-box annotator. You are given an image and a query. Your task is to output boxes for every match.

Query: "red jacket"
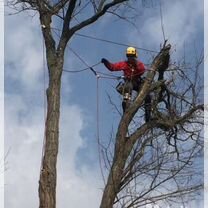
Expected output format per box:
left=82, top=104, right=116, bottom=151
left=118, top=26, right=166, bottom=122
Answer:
left=104, top=60, right=145, bottom=79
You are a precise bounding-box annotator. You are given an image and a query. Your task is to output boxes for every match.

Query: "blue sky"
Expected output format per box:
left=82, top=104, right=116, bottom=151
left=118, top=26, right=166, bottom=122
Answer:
left=4, top=0, right=205, bottom=207
left=0, top=0, right=4, bottom=207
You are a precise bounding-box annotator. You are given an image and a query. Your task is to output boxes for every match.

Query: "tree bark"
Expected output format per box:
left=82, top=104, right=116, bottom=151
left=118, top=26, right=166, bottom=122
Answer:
left=100, top=161, right=125, bottom=208
left=38, top=59, right=62, bottom=208
left=100, top=137, right=126, bottom=208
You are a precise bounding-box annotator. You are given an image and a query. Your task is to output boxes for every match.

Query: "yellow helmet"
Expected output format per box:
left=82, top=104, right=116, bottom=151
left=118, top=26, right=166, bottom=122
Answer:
left=126, top=47, right=138, bottom=58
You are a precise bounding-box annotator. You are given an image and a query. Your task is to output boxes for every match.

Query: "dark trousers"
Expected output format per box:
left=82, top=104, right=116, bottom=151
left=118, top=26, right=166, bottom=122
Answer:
left=116, top=78, right=151, bottom=121
left=116, top=79, right=141, bottom=95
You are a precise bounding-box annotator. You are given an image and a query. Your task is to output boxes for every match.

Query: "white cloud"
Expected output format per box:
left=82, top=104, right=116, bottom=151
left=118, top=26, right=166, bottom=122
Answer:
left=5, top=14, right=43, bottom=91
left=57, top=105, right=102, bottom=207
left=161, top=0, right=202, bottom=48
left=5, top=92, right=102, bottom=208
left=5, top=94, right=44, bottom=208
left=57, top=161, right=102, bottom=208
left=129, top=0, right=203, bottom=55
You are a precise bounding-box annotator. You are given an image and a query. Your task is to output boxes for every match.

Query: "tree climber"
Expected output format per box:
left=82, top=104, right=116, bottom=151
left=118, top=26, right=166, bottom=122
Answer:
left=101, top=47, right=152, bottom=122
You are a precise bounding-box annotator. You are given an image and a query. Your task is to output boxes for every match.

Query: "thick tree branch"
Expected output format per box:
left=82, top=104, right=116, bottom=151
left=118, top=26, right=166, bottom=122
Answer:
left=62, top=0, right=77, bottom=33
left=57, top=0, right=128, bottom=52
left=71, top=0, right=128, bottom=33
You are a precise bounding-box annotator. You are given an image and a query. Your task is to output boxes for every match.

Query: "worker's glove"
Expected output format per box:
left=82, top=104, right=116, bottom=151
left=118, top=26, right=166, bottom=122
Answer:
left=101, top=58, right=109, bottom=64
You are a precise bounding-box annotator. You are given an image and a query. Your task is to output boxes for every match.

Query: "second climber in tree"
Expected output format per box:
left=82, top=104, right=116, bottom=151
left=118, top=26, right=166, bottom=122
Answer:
left=101, top=46, right=152, bottom=122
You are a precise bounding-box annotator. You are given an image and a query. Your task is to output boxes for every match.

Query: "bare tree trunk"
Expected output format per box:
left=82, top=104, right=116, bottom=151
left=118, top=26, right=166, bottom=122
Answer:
left=38, top=61, right=62, bottom=208
left=100, top=144, right=126, bottom=208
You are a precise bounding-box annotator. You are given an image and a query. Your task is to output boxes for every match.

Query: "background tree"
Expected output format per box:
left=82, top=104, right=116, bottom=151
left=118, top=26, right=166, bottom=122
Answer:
left=7, top=0, right=139, bottom=207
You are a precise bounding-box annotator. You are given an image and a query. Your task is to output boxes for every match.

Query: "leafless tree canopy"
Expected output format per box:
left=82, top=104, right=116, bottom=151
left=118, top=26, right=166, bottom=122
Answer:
left=99, top=44, right=204, bottom=208
left=7, top=1, right=204, bottom=208
left=7, top=0, right=137, bottom=52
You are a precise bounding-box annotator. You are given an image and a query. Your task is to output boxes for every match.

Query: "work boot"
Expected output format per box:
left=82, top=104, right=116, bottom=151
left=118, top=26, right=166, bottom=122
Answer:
left=144, top=94, right=152, bottom=122
left=116, top=82, right=124, bottom=95
left=145, top=107, right=151, bottom=122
